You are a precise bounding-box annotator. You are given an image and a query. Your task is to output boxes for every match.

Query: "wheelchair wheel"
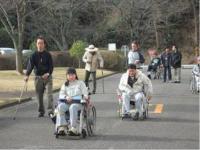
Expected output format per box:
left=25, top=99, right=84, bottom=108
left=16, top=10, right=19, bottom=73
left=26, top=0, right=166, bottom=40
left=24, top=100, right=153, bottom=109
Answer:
left=144, top=107, right=148, bottom=119
left=190, top=78, right=197, bottom=94
left=81, top=129, right=87, bottom=138
left=86, top=106, right=96, bottom=136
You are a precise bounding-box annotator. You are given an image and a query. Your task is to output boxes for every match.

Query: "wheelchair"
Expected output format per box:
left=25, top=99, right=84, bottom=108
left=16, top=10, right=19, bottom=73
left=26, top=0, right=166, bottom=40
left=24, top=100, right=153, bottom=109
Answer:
left=49, top=97, right=96, bottom=139
left=116, top=89, right=149, bottom=120
left=150, top=65, right=163, bottom=80
left=190, top=73, right=200, bottom=94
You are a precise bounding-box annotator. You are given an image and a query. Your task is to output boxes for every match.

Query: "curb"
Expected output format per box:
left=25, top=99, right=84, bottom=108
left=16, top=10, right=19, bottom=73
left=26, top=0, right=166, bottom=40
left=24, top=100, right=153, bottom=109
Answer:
left=0, top=72, right=118, bottom=109
left=0, top=97, right=32, bottom=109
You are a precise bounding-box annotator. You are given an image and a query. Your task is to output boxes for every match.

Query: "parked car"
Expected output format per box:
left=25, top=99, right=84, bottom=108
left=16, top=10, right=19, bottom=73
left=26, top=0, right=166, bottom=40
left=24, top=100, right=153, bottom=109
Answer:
left=0, top=47, right=16, bottom=55
left=22, top=49, right=33, bottom=55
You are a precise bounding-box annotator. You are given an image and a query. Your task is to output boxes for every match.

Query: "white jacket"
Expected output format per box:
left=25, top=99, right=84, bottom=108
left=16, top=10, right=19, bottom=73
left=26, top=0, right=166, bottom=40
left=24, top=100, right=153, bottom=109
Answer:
left=59, top=80, right=88, bottom=100
left=82, top=51, right=104, bottom=72
left=118, top=70, right=153, bottom=97
left=192, top=64, right=200, bottom=76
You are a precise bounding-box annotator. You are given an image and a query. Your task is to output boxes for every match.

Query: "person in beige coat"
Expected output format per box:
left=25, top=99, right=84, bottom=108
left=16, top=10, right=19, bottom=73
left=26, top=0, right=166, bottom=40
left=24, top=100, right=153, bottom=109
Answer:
left=82, top=45, right=104, bottom=94
left=118, top=64, right=153, bottom=120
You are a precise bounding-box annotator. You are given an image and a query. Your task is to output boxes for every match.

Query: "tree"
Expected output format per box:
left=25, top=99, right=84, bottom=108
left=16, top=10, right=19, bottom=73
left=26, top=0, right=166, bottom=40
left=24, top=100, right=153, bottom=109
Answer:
left=69, top=40, right=87, bottom=68
left=0, top=0, right=26, bottom=74
left=31, top=0, right=88, bottom=51
left=0, top=0, right=49, bottom=74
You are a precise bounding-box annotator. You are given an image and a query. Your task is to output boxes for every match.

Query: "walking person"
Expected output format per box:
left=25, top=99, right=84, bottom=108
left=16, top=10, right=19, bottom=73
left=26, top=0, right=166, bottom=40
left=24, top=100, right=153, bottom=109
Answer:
left=128, top=41, right=145, bottom=69
left=24, top=36, right=54, bottom=117
left=82, top=44, right=104, bottom=94
left=171, top=45, right=182, bottom=83
left=161, top=47, right=172, bottom=83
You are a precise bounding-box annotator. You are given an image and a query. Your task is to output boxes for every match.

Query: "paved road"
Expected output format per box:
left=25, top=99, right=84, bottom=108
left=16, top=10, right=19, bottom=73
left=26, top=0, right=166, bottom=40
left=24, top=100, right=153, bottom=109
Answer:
left=0, top=69, right=199, bottom=149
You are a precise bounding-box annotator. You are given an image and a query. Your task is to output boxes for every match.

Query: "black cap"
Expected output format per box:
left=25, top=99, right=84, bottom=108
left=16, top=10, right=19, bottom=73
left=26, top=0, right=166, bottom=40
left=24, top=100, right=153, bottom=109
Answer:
left=67, top=67, right=76, bottom=74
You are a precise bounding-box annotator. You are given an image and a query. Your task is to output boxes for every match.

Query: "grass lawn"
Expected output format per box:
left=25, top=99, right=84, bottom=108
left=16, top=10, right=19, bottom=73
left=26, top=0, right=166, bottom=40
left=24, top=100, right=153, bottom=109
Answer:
left=0, top=67, right=115, bottom=92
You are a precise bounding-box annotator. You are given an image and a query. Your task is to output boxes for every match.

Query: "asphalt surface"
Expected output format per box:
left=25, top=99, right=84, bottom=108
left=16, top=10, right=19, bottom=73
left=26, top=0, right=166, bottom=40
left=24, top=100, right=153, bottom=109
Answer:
left=0, top=68, right=199, bottom=149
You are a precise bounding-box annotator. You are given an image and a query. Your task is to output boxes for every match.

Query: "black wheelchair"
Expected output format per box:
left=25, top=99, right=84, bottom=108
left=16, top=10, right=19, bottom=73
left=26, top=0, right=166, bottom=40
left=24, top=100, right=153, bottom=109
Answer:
left=49, top=97, right=96, bottom=139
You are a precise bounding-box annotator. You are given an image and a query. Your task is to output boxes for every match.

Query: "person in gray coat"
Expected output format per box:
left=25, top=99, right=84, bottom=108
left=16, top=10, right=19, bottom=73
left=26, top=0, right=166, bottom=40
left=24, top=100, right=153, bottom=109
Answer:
left=82, top=44, right=104, bottom=94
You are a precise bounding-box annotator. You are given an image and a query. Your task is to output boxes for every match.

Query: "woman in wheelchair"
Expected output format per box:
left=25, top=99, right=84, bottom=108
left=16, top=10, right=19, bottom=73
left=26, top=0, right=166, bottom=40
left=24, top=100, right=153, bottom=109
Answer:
left=54, top=67, right=89, bottom=136
left=118, top=64, right=153, bottom=120
left=147, top=52, right=161, bottom=79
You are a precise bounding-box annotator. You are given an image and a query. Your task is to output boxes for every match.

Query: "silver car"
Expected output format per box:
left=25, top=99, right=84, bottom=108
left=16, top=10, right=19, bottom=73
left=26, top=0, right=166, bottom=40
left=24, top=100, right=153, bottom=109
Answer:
left=0, top=47, right=16, bottom=55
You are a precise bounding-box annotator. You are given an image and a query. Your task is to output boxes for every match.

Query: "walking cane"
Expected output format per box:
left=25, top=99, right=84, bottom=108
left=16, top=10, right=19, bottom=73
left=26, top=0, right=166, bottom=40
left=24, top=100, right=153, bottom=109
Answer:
left=13, top=81, right=27, bottom=120
left=101, top=69, right=105, bottom=94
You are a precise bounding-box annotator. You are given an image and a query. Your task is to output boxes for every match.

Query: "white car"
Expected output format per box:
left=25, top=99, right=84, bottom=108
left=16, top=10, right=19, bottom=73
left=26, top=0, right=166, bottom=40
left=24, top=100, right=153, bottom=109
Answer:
left=0, top=47, right=16, bottom=55
left=22, top=49, right=33, bottom=56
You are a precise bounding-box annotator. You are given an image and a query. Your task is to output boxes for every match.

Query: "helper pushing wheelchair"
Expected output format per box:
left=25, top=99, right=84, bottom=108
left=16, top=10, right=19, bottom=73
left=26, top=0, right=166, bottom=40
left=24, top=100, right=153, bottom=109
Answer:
left=49, top=67, right=96, bottom=139
left=117, top=64, right=153, bottom=120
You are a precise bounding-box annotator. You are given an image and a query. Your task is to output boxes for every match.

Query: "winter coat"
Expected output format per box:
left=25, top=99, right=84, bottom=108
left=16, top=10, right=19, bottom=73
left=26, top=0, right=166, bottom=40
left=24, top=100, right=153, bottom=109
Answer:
left=82, top=51, right=104, bottom=72
left=161, top=52, right=172, bottom=67
left=118, top=70, right=153, bottom=98
left=59, top=80, right=88, bottom=100
left=171, top=50, right=182, bottom=68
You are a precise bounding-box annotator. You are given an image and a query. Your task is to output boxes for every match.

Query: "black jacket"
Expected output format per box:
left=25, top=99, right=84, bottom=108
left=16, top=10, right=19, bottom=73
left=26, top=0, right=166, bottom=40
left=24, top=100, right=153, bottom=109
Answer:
left=26, top=51, right=53, bottom=76
left=161, top=52, right=172, bottom=67
left=171, top=50, right=182, bottom=68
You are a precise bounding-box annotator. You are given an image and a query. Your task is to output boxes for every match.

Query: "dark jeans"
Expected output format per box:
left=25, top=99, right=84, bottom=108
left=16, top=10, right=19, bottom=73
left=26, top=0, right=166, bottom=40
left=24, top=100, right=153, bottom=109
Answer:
left=163, top=66, right=172, bottom=82
left=34, top=76, right=53, bottom=114
left=84, top=70, right=96, bottom=92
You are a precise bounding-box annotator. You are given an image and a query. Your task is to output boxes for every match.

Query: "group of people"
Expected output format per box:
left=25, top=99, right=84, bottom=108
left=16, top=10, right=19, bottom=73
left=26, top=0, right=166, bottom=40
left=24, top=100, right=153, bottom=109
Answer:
left=24, top=36, right=105, bottom=135
left=128, top=43, right=182, bottom=83
left=23, top=36, right=154, bottom=135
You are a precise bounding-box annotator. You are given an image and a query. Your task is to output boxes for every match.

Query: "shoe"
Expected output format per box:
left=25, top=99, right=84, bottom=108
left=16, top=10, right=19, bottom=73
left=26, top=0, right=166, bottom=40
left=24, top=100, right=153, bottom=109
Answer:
left=48, top=110, right=53, bottom=117
left=133, top=112, right=139, bottom=120
left=38, top=113, right=44, bottom=117
left=147, top=74, right=151, bottom=79
left=58, top=129, right=66, bottom=136
left=122, top=113, right=131, bottom=118
left=69, top=127, right=78, bottom=136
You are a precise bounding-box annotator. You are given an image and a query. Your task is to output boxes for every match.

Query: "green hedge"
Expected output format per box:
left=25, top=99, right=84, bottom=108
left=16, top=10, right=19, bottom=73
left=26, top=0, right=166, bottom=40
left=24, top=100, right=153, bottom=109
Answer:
left=0, top=50, right=125, bottom=71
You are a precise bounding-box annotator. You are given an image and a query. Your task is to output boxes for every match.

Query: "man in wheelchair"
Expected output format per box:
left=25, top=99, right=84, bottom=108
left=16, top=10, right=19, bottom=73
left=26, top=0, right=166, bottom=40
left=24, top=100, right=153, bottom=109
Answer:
left=147, top=52, right=161, bottom=79
left=118, top=64, right=153, bottom=120
left=52, top=67, right=89, bottom=136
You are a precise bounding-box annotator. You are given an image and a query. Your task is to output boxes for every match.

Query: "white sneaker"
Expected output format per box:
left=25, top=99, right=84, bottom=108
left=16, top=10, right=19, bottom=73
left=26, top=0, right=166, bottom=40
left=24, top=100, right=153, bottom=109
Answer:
left=69, top=127, right=78, bottom=135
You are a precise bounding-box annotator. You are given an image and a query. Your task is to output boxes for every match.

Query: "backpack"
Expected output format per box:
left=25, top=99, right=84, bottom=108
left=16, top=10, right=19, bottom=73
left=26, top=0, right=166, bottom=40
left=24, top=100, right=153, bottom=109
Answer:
left=139, top=52, right=145, bottom=63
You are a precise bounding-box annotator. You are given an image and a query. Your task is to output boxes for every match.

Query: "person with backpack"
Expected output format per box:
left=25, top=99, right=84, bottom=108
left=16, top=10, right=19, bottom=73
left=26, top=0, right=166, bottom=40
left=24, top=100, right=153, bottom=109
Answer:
left=128, top=41, right=145, bottom=69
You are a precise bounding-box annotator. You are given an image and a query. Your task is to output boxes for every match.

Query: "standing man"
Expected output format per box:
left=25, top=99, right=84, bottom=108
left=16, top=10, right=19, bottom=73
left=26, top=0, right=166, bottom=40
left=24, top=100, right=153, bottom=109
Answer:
left=24, top=36, right=54, bottom=117
left=82, top=44, right=104, bottom=94
left=171, top=45, right=182, bottom=83
left=161, top=47, right=172, bottom=83
left=128, top=41, right=145, bottom=69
